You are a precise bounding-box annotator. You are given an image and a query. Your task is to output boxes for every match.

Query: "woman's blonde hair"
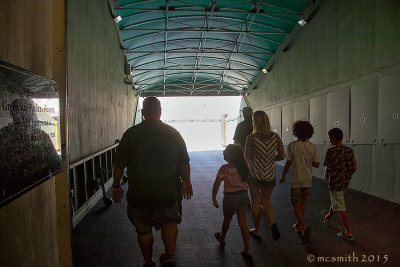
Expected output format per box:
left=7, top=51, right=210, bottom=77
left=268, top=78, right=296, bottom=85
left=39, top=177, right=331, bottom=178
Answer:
left=252, top=110, right=273, bottom=139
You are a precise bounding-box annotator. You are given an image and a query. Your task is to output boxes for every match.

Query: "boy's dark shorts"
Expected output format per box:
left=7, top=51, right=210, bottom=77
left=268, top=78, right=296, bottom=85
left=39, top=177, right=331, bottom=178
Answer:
left=127, top=203, right=181, bottom=236
left=248, top=177, right=276, bottom=190
left=290, top=187, right=310, bottom=206
left=223, top=191, right=250, bottom=216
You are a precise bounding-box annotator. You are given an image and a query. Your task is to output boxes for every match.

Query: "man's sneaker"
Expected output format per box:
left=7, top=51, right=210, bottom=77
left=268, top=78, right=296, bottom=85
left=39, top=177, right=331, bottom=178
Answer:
left=159, top=253, right=176, bottom=266
left=271, top=223, right=280, bottom=241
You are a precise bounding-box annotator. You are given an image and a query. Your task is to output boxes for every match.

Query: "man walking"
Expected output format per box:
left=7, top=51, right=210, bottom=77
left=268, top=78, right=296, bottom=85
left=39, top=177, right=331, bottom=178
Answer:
left=112, top=96, right=193, bottom=267
left=233, top=106, right=253, bottom=150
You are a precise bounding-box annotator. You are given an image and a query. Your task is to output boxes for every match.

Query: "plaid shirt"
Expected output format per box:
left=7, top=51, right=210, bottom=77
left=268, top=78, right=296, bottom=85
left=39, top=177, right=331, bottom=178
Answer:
left=324, top=145, right=356, bottom=191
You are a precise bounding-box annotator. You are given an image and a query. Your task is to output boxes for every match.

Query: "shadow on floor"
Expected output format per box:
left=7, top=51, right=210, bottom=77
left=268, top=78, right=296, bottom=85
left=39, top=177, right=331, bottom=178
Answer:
left=72, top=150, right=400, bottom=267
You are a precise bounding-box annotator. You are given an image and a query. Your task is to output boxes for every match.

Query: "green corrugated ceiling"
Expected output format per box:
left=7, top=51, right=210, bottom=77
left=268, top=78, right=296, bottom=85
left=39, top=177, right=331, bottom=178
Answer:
left=113, top=0, right=320, bottom=96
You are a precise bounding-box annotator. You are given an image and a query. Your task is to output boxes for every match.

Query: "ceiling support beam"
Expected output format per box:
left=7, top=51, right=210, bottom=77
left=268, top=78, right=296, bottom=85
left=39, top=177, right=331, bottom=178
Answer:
left=116, top=7, right=300, bottom=16
left=121, top=29, right=287, bottom=35
left=126, top=51, right=272, bottom=54
left=190, top=0, right=215, bottom=95
left=217, top=0, right=262, bottom=94
left=135, top=83, right=250, bottom=85
left=133, top=68, right=259, bottom=71
left=163, top=0, right=169, bottom=95
left=126, top=38, right=274, bottom=53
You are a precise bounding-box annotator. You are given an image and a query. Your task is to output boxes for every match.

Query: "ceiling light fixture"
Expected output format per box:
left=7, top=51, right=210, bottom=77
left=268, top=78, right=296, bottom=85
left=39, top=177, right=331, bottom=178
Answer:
left=114, top=15, right=122, bottom=23
left=298, top=19, right=307, bottom=26
left=262, top=68, right=268, bottom=73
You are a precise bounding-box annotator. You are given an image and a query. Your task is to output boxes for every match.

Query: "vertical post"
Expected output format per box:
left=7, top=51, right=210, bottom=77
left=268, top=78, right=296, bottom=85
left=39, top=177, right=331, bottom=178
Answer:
left=220, top=114, right=228, bottom=147
left=52, top=0, right=72, bottom=265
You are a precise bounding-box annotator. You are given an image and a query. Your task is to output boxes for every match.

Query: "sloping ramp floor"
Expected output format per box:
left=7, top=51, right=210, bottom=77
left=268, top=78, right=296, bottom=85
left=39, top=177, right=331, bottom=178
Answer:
left=72, top=150, right=400, bottom=267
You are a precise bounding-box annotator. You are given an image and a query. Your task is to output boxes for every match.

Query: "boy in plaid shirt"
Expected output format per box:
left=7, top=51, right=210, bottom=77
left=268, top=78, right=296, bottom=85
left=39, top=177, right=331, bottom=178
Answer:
left=322, top=128, right=357, bottom=241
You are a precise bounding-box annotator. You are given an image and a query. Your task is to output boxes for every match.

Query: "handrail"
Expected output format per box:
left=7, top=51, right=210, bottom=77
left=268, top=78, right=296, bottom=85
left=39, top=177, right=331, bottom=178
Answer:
left=70, top=143, right=119, bottom=169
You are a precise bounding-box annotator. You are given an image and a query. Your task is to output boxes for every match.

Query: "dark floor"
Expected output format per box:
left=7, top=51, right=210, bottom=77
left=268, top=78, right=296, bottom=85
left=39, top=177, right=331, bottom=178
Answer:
left=72, top=150, right=400, bottom=267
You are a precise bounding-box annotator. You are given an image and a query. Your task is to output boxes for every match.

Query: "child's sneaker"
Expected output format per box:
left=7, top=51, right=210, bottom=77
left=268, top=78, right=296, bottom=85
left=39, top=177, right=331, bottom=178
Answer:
left=271, top=223, right=280, bottom=241
left=160, top=253, right=176, bottom=266
left=321, top=210, right=330, bottom=225
left=338, top=232, right=354, bottom=241
left=302, top=226, right=311, bottom=244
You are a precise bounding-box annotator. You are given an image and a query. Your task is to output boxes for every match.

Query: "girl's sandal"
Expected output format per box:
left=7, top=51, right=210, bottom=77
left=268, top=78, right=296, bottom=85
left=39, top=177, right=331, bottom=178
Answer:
left=215, top=232, right=226, bottom=245
left=249, top=228, right=261, bottom=241
left=338, top=232, right=354, bottom=241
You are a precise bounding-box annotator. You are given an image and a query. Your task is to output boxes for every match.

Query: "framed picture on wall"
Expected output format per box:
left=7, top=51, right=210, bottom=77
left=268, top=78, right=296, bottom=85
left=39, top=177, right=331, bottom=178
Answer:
left=0, top=61, right=61, bottom=207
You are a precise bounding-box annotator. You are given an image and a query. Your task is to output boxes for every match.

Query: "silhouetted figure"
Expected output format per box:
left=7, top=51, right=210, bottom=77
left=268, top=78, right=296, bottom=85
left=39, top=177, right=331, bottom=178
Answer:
left=233, top=107, right=253, bottom=150
left=0, top=98, right=61, bottom=202
left=321, top=128, right=357, bottom=241
left=112, top=96, right=193, bottom=267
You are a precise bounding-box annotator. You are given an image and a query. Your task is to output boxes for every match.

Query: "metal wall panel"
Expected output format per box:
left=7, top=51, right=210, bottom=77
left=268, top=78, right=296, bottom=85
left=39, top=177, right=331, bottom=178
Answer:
left=310, top=94, right=327, bottom=145
left=294, top=99, right=310, bottom=121
left=350, top=79, right=378, bottom=144
left=378, top=71, right=400, bottom=143
left=270, top=107, right=282, bottom=138
left=265, top=109, right=272, bottom=122
left=282, top=104, right=294, bottom=145
left=327, top=88, right=350, bottom=144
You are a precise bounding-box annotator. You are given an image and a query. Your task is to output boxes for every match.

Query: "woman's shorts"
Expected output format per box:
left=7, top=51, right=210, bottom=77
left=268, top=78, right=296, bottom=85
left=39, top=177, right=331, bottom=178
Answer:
left=127, top=203, right=181, bottom=236
left=290, top=187, right=310, bottom=206
left=223, top=191, right=250, bottom=216
left=247, top=177, right=276, bottom=190
left=330, top=190, right=346, bottom=212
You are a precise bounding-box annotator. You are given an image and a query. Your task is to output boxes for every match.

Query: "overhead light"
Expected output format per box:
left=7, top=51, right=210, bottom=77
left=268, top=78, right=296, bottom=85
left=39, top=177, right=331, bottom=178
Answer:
left=298, top=19, right=307, bottom=26
left=262, top=68, right=268, bottom=73
left=114, top=15, right=122, bottom=23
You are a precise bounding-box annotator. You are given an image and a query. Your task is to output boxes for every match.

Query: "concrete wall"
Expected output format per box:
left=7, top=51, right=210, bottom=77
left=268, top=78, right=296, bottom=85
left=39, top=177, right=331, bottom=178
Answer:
left=247, top=0, right=400, bottom=203
left=67, top=0, right=137, bottom=162
left=0, top=0, right=61, bottom=266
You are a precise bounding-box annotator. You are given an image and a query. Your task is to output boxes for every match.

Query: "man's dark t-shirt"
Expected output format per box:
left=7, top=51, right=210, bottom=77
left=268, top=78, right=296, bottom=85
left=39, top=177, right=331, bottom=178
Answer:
left=233, top=118, right=253, bottom=147
left=114, top=120, right=189, bottom=210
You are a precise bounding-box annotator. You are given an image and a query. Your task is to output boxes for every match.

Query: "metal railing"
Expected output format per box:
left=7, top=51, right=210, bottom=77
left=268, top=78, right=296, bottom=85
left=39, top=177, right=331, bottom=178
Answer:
left=69, top=143, right=118, bottom=228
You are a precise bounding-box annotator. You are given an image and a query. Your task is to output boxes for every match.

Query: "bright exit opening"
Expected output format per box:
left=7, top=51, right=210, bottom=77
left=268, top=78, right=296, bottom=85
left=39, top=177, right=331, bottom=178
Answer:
left=136, top=96, right=243, bottom=151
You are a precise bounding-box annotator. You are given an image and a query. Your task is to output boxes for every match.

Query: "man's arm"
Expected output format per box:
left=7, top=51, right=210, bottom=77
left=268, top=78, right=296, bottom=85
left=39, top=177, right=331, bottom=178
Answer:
left=112, top=166, right=125, bottom=203
left=324, top=166, right=331, bottom=182
left=349, top=150, right=357, bottom=176
left=312, top=146, right=320, bottom=168
left=280, top=160, right=291, bottom=184
left=180, top=163, right=193, bottom=200
left=312, top=162, right=320, bottom=168
left=323, top=150, right=331, bottom=182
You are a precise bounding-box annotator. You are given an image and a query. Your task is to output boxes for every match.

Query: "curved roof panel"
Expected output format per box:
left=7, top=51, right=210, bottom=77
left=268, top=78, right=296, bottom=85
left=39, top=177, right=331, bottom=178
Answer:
left=114, top=0, right=319, bottom=96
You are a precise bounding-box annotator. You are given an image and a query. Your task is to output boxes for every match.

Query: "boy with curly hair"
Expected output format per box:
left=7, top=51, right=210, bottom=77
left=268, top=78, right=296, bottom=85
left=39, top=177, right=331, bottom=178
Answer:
left=280, top=120, right=319, bottom=244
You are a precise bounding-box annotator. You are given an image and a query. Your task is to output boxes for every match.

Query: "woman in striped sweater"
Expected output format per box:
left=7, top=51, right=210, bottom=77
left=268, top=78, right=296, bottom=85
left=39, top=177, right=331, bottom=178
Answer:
left=245, top=110, right=285, bottom=241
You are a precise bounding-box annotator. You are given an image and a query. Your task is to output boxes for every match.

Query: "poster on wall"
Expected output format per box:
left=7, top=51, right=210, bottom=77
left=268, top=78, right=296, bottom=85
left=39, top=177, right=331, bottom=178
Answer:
left=0, top=61, right=61, bottom=207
